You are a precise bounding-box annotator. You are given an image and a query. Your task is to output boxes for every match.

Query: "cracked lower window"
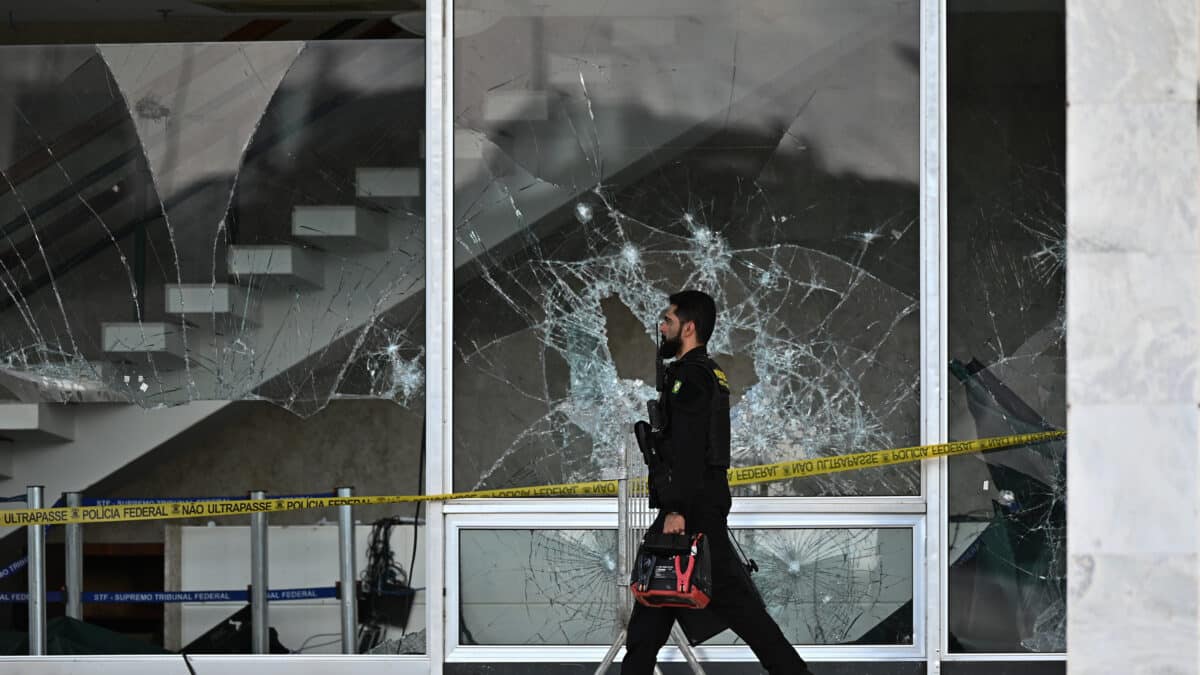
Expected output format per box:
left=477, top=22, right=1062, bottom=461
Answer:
left=459, top=529, right=622, bottom=646
left=0, top=40, right=426, bottom=419
left=712, top=528, right=913, bottom=646
left=452, top=1, right=921, bottom=497
left=947, top=3, right=1066, bottom=653
left=458, top=527, right=912, bottom=646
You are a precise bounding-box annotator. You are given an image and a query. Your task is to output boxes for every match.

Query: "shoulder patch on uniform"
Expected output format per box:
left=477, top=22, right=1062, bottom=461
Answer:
left=713, top=369, right=729, bottom=389
left=671, top=379, right=683, bottom=394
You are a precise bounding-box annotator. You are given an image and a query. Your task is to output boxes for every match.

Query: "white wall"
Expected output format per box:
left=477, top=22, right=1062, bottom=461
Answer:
left=1066, top=0, right=1200, bottom=671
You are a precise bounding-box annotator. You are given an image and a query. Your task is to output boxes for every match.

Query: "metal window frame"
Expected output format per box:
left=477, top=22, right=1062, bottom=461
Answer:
left=443, top=497, right=926, bottom=516
left=428, top=0, right=946, bottom=670
left=428, top=0, right=1063, bottom=670
left=926, top=0, right=1067, bottom=662
left=919, top=0, right=947, bottom=672
left=0, top=656, right=434, bottom=674
left=444, top=511, right=926, bottom=663
left=425, top=1, right=451, bottom=672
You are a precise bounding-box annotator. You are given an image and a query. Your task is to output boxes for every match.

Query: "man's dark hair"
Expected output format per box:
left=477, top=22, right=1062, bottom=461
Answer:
left=669, top=290, right=717, bottom=344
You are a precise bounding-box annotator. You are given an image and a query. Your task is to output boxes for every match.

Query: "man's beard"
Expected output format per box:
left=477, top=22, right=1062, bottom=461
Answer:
left=658, top=333, right=682, bottom=360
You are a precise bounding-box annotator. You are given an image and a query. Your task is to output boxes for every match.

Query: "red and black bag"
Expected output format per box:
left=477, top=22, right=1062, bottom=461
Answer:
left=630, top=532, right=712, bottom=609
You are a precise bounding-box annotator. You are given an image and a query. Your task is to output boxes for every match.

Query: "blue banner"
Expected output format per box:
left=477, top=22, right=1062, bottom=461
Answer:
left=0, top=591, right=62, bottom=603
left=83, top=497, right=232, bottom=507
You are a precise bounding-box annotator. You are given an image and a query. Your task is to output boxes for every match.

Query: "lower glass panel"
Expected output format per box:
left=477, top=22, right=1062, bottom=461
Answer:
left=459, top=529, right=621, bottom=646
left=709, top=528, right=913, bottom=646
left=458, top=527, right=912, bottom=646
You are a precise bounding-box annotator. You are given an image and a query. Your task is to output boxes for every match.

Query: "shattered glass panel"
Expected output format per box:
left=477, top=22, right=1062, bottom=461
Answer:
left=457, top=527, right=911, bottom=646
left=708, top=527, right=913, bottom=646
left=947, top=3, right=1066, bottom=653
left=0, top=40, right=425, bottom=418
left=452, top=1, right=921, bottom=496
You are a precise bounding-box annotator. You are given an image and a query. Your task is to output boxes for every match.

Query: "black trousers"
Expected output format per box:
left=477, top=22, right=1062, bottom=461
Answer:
left=621, top=521, right=809, bottom=674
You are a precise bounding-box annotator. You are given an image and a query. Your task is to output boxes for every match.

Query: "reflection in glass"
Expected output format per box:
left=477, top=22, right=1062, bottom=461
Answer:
left=947, top=2, right=1066, bottom=653
left=28, top=397, right=429, bottom=655
left=0, top=41, right=425, bottom=417
left=453, top=1, right=921, bottom=497
left=169, top=521, right=427, bottom=655
left=0, top=37, right=427, bottom=654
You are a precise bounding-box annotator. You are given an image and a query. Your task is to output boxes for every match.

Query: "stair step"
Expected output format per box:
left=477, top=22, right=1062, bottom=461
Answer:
left=165, top=284, right=251, bottom=322
left=227, top=245, right=323, bottom=289
left=0, top=362, right=124, bottom=403
left=102, top=322, right=186, bottom=365
left=0, top=403, right=74, bottom=442
left=356, top=167, right=421, bottom=200
left=292, top=205, right=389, bottom=250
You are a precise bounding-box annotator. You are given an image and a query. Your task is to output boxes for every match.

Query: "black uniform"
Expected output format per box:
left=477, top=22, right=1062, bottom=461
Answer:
left=623, top=346, right=811, bottom=675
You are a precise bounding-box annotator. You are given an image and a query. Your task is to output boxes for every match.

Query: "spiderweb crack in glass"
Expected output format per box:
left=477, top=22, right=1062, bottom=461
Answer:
left=451, top=3, right=923, bottom=645
left=722, top=528, right=913, bottom=645
left=455, top=85, right=920, bottom=496
left=459, top=529, right=621, bottom=645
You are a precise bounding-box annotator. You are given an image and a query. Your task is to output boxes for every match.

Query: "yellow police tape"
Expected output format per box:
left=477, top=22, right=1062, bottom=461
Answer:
left=0, top=431, right=1064, bottom=528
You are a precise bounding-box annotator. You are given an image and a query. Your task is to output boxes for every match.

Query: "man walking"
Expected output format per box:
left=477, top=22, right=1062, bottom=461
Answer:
left=623, top=290, right=813, bottom=674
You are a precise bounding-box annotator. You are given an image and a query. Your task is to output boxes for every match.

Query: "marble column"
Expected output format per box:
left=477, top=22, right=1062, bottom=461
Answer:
left=1067, top=0, right=1200, bottom=672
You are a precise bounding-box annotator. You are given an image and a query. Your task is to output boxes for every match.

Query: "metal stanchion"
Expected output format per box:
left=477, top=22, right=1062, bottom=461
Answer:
left=26, top=485, right=45, bottom=655
left=65, top=492, right=83, bottom=620
left=336, top=486, right=357, bottom=654
left=597, top=435, right=704, bottom=675
left=596, top=438, right=633, bottom=673
left=250, top=489, right=268, bottom=654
